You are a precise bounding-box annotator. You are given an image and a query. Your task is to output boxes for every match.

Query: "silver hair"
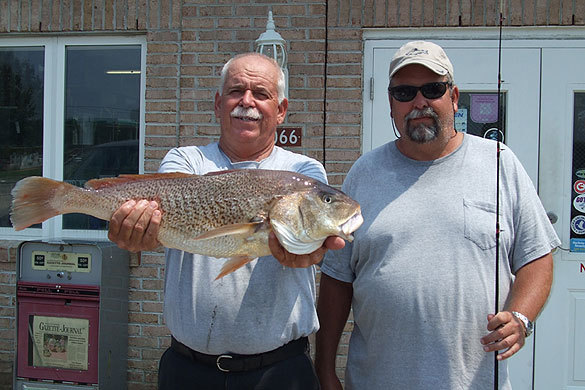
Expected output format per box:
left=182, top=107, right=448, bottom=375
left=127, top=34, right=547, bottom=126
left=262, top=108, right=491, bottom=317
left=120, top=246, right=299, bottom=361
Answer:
left=219, top=53, right=286, bottom=103
left=445, top=73, right=454, bottom=89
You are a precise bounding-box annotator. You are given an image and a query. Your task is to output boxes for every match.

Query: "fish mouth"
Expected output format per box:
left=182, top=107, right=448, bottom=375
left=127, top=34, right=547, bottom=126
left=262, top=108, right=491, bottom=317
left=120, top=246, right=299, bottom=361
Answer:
left=338, top=210, right=364, bottom=242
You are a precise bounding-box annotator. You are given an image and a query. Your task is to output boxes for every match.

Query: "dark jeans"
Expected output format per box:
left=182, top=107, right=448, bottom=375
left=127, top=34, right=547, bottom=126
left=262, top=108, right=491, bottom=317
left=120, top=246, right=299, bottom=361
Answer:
left=157, top=343, right=320, bottom=390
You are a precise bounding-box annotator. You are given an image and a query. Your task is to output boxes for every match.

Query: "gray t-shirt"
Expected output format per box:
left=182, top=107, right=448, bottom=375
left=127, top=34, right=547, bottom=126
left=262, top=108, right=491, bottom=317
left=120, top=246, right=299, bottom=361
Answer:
left=321, top=134, right=560, bottom=389
left=159, top=142, right=327, bottom=355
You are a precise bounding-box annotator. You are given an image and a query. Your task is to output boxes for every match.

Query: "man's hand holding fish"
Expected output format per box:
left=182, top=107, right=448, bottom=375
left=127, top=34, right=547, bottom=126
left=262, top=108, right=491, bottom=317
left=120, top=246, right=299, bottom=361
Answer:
left=269, top=231, right=346, bottom=268
left=108, top=199, right=162, bottom=253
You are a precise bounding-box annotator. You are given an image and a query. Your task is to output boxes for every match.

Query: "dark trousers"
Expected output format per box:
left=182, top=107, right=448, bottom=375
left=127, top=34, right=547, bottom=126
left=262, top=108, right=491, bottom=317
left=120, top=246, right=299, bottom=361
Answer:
left=158, top=340, right=320, bottom=390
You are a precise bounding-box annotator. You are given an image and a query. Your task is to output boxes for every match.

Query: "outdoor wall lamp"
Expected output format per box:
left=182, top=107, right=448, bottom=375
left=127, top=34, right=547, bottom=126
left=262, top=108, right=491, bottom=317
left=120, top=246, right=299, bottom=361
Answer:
left=255, top=11, right=288, bottom=98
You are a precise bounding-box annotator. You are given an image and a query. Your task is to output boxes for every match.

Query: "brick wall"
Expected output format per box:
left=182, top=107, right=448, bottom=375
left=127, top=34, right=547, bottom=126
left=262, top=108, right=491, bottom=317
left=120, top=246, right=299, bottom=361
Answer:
left=0, top=0, right=583, bottom=388
left=0, top=244, right=17, bottom=388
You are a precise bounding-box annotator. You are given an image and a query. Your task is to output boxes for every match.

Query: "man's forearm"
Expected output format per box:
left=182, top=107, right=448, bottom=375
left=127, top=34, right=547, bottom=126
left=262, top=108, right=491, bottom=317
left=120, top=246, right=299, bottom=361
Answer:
left=315, top=273, right=353, bottom=376
left=504, top=252, right=553, bottom=321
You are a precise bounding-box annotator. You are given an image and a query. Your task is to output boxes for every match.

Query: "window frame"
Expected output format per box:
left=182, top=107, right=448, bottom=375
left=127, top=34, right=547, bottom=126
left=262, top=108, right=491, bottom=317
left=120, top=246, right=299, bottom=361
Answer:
left=0, top=35, right=146, bottom=241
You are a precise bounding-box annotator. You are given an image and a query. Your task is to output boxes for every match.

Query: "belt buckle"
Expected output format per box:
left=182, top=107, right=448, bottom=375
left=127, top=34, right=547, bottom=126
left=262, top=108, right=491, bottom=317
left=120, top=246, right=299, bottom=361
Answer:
left=216, top=354, right=233, bottom=372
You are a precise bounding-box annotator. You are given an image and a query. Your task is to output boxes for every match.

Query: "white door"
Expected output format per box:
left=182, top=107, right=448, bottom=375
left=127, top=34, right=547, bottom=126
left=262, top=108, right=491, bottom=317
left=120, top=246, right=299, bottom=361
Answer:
left=364, top=36, right=585, bottom=389
left=536, top=48, right=585, bottom=390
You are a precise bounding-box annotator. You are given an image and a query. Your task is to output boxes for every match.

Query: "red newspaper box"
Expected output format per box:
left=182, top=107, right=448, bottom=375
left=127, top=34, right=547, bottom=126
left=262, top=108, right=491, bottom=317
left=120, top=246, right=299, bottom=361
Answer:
left=15, top=242, right=128, bottom=390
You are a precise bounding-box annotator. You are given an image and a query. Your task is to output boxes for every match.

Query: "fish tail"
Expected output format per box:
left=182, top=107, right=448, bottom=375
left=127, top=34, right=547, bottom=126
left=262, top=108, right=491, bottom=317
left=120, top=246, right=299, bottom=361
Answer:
left=10, top=177, right=79, bottom=231
left=215, top=256, right=254, bottom=280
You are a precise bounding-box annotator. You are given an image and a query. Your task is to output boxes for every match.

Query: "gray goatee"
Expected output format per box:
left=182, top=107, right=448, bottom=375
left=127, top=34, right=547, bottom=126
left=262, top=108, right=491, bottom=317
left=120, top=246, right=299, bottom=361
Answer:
left=404, top=107, right=442, bottom=144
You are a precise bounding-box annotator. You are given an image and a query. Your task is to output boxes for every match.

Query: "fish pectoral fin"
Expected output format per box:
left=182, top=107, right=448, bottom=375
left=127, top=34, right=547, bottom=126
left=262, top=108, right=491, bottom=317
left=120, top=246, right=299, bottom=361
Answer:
left=194, top=222, right=263, bottom=241
left=215, top=256, right=254, bottom=280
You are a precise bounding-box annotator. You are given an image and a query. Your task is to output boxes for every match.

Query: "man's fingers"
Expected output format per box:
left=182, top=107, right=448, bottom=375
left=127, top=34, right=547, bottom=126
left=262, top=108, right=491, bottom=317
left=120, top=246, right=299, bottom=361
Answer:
left=483, top=332, right=523, bottom=359
left=496, top=342, right=522, bottom=360
left=483, top=332, right=517, bottom=351
left=118, top=200, right=150, bottom=241
left=143, top=209, right=162, bottom=245
left=486, top=311, right=509, bottom=332
left=108, top=200, right=161, bottom=252
left=108, top=200, right=137, bottom=239
left=130, top=201, right=158, bottom=238
left=481, top=311, right=525, bottom=360
left=268, top=231, right=285, bottom=260
left=324, top=236, right=345, bottom=251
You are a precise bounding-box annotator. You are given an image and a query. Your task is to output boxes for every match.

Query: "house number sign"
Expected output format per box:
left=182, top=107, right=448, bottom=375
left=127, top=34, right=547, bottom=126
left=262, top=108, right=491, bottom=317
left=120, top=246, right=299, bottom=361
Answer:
left=276, top=127, right=302, bottom=147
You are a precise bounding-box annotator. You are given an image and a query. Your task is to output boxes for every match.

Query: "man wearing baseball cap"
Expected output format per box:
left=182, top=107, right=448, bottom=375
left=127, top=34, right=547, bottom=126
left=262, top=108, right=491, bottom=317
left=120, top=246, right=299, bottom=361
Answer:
left=315, top=41, right=559, bottom=389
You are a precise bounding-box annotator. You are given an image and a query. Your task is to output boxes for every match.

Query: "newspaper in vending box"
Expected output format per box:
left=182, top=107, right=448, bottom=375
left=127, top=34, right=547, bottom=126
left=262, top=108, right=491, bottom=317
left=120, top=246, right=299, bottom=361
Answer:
left=31, top=316, right=89, bottom=370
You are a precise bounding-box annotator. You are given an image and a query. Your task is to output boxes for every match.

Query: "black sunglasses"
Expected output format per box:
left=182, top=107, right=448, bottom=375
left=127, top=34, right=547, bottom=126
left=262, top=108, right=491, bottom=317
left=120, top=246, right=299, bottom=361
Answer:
left=388, top=81, right=451, bottom=102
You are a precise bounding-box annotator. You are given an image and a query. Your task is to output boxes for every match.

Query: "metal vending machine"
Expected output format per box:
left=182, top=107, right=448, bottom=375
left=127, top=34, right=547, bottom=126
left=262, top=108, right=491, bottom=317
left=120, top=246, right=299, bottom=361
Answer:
left=15, top=241, right=129, bottom=390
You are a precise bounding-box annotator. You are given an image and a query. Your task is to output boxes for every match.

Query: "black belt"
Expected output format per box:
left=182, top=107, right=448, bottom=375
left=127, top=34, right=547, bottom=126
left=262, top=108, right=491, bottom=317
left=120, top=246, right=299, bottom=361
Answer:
left=170, top=336, right=308, bottom=373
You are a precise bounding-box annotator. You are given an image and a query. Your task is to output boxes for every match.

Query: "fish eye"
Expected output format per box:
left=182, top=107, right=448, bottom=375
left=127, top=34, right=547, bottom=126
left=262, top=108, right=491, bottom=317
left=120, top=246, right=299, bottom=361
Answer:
left=322, top=194, right=333, bottom=203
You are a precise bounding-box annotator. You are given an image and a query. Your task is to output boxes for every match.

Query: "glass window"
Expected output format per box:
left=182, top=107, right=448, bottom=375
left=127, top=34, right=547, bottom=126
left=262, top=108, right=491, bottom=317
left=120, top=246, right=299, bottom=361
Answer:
left=0, top=37, right=144, bottom=239
left=0, top=47, right=44, bottom=228
left=456, top=91, right=507, bottom=142
left=63, top=45, right=141, bottom=230
left=570, top=93, right=585, bottom=250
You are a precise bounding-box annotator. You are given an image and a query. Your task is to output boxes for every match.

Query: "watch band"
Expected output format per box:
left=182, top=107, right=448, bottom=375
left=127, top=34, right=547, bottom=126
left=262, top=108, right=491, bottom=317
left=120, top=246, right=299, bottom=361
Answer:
left=512, top=311, right=533, bottom=337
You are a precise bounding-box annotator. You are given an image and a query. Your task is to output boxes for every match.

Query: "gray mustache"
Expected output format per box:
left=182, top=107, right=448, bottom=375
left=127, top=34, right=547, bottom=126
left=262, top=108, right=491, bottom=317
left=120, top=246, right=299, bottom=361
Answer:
left=231, top=106, right=263, bottom=120
left=405, top=107, right=439, bottom=122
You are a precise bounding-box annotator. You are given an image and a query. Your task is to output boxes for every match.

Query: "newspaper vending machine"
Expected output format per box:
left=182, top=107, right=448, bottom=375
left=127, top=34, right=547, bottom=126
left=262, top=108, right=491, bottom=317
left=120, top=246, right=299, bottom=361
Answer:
left=15, top=241, right=129, bottom=390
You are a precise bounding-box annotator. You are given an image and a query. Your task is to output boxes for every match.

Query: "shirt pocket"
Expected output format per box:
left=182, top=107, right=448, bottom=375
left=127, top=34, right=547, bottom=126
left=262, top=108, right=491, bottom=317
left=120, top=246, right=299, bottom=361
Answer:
left=463, top=198, right=497, bottom=250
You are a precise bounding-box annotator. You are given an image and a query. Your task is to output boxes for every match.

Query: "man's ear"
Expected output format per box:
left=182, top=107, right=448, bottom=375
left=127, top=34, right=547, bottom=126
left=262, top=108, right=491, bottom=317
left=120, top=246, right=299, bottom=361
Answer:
left=276, top=98, right=288, bottom=125
left=451, top=85, right=459, bottom=112
left=214, top=91, right=222, bottom=117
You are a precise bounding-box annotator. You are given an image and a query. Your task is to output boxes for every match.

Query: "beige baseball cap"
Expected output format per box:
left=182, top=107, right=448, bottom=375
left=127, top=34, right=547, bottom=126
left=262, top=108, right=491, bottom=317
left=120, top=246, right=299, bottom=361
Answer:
left=389, top=41, right=454, bottom=79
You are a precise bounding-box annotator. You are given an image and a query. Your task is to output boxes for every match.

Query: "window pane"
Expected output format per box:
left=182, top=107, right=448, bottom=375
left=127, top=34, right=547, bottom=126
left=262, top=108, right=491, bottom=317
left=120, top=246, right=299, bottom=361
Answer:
left=0, top=47, right=44, bottom=228
left=570, top=93, right=585, bottom=251
left=63, top=45, right=141, bottom=230
left=456, top=92, right=507, bottom=142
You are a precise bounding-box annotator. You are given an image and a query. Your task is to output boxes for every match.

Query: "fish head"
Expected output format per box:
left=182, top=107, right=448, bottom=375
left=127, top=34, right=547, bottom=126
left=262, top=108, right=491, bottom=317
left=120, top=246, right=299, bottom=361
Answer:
left=270, top=181, right=363, bottom=255
left=298, top=185, right=363, bottom=241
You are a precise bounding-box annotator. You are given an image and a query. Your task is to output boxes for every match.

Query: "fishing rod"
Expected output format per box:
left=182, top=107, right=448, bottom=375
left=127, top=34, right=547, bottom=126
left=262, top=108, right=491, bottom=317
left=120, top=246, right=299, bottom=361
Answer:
left=494, top=1, right=504, bottom=388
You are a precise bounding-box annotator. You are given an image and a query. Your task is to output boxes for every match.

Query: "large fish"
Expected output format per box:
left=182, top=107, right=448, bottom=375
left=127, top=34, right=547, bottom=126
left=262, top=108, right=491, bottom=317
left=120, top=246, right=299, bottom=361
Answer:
left=10, top=170, right=363, bottom=278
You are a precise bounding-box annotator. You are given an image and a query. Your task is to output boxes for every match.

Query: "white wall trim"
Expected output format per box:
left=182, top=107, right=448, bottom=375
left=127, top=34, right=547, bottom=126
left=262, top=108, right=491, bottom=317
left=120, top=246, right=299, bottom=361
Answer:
left=363, top=26, right=585, bottom=42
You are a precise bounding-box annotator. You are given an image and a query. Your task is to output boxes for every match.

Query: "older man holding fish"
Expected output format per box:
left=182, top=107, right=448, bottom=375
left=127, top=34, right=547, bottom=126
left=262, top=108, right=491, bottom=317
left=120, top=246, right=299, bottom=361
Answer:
left=10, top=53, right=360, bottom=387
left=108, top=53, right=348, bottom=389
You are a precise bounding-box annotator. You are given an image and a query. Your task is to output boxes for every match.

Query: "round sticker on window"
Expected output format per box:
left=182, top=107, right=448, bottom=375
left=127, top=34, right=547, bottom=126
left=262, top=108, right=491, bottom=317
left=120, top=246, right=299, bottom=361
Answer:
left=576, top=169, right=585, bottom=179
left=575, top=180, right=585, bottom=194
left=575, top=195, right=585, bottom=213
left=483, top=128, right=504, bottom=142
left=571, top=215, right=585, bottom=235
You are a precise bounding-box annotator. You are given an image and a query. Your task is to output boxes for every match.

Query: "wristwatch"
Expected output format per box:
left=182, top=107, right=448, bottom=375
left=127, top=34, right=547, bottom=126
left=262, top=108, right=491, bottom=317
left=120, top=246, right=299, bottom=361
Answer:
left=512, top=311, right=533, bottom=337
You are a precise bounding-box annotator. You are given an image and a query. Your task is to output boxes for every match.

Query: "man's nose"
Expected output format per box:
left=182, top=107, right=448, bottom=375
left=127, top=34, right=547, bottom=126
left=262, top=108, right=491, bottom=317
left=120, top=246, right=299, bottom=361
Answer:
left=411, top=90, right=429, bottom=109
left=240, top=90, right=255, bottom=106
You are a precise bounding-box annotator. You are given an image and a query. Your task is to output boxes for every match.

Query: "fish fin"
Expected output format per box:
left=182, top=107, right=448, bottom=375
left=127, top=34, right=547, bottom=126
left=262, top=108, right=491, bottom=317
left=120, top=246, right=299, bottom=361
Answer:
left=10, top=177, right=75, bottom=231
left=85, top=172, right=194, bottom=190
left=215, top=256, right=254, bottom=280
left=194, top=222, right=264, bottom=240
